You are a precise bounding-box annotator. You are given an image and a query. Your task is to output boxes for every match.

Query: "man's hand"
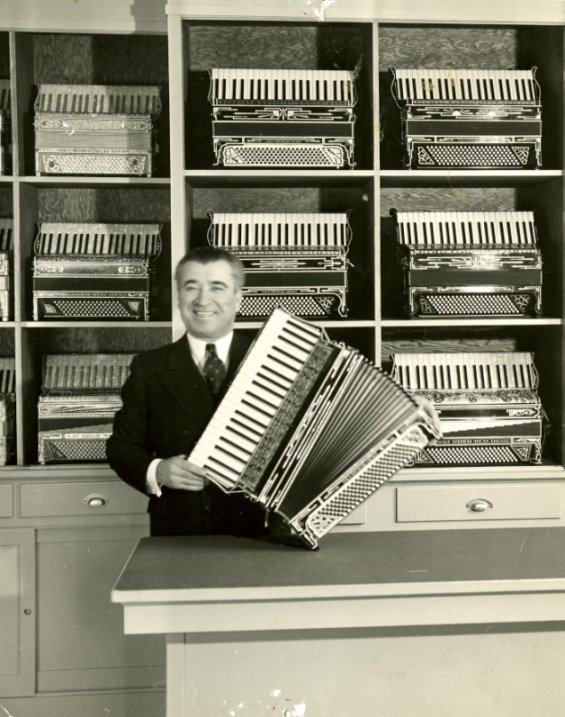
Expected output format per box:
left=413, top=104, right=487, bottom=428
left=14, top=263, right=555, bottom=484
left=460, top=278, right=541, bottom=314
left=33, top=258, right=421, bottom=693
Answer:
left=156, top=455, right=209, bottom=491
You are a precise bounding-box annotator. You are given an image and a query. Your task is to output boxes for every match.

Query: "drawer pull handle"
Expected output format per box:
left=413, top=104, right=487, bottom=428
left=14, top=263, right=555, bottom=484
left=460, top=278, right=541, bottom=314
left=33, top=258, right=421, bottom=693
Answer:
left=85, top=495, right=107, bottom=508
left=466, top=498, right=493, bottom=513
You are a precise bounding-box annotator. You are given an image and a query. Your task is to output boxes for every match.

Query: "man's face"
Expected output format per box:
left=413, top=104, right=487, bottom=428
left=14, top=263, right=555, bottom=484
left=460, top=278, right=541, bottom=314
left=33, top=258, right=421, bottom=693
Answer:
left=176, top=259, right=242, bottom=340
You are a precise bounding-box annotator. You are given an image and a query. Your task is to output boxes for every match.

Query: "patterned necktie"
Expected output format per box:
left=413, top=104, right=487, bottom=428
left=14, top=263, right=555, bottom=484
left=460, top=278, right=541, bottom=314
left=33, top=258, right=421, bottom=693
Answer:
left=203, top=343, right=226, bottom=396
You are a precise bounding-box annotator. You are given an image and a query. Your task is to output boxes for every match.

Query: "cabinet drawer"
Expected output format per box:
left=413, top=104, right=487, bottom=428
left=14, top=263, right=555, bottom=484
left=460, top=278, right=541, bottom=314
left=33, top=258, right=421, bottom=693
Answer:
left=20, top=481, right=148, bottom=518
left=396, top=483, right=561, bottom=523
left=0, top=484, right=13, bottom=517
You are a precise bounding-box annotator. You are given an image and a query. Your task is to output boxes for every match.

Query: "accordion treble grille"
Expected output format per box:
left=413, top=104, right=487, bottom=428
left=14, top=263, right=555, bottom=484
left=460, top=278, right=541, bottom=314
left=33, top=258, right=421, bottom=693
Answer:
left=0, top=219, right=13, bottom=252
left=391, top=352, right=538, bottom=392
left=35, top=84, right=162, bottom=117
left=43, top=353, right=134, bottom=393
left=35, top=223, right=162, bottom=257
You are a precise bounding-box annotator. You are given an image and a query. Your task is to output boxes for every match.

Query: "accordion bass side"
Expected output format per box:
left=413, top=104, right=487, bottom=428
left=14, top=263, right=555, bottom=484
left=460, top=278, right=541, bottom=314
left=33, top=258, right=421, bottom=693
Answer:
left=0, top=218, right=13, bottom=321
left=34, top=84, right=162, bottom=176
left=33, top=222, right=162, bottom=321
left=0, top=357, right=16, bottom=465
left=0, top=79, right=11, bottom=176
left=390, top=351, right=547, bottom=466
left=208, top=212, right=351, bottom=318
left=390, top=68, right=542, bottom=169
left=38, top=353, right=134, bottom=464
left=391, top=210, right=543, bottom=318
left=189, top=308, right=441, bottom=549
left=209, top=68, right=357, bottom=168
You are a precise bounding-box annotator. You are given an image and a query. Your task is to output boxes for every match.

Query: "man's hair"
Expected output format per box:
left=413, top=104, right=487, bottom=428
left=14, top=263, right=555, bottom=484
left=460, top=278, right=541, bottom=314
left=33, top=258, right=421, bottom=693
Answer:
left=174, top=246, right=245, bottom=289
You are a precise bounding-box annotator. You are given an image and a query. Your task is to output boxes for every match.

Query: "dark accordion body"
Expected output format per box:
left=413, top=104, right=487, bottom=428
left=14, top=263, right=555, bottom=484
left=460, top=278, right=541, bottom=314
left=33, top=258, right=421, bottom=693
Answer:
left=391, top=351, right=547, bottom=466
left=209, top=68, right=357, bottom=168
left=207, top=212, right=351, bottom=318
left=38, top=353, right=134, bottom=464
left=391, top=209, right=543, bottom=317
left=0, top=357, right=16, bottom=466
left=189, top=308, right=441, bottom=549
left=390, top=67, right=542, bottom=169
left=33, top=222, right=162, bottom=321
left=34, top=84, right=161, bottom=176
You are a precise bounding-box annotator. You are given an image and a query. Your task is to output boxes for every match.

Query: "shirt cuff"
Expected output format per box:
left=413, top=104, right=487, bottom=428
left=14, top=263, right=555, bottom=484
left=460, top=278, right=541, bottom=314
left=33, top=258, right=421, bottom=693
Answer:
left=146, top=458, right=163, bottom=497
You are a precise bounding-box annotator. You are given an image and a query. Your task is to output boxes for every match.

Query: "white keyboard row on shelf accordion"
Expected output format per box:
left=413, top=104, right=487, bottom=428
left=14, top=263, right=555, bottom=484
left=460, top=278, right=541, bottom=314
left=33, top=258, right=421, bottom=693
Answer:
left=189, top=308, right=441, bottom=549
left=207, top=212, right=351, bottom=319
left=0, top=79, right=10, bottom=176
left=208, top=68, right=357, bottom=169
left=0, top=218, right=12, bottom=321
left=33, top=222, right=162, bottom=321
left=34, top=84, right=162, bottom=177
left=0, top=357, right=16, bottom=466
left=390, top=351, right=546, bottom=466
left=390, top=210, right=542, bottom=318
left=38, top=352, right=134, bottom=464
left=390, top=67, right=542, bottom=169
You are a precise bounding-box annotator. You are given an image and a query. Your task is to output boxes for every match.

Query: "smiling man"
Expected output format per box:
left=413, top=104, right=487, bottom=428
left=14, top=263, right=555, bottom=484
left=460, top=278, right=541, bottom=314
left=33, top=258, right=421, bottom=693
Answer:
left=106, top=247, right=266, bottom=537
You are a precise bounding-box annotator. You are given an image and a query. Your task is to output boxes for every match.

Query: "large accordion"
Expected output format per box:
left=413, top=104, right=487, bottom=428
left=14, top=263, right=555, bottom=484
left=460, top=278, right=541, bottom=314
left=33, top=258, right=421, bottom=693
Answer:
left=33, top=222, right=162, bottom=321
left=0, top=218, right=12, bottom=321
left=0, top=357, right=16, bottom=465
left=209, top=68, right=357, bottom=168
left=390, top=67, right=542, bottom=169
left=189, top=308, right=441, bottom=549
left=0, top=79, right=10, bottom=175
left=390, top=351, right=546, bottom=466
left=34, top=84, right=162, bottom=176
left=38, top=353, right=134, bottom=464
left=207, top=212, right=351, bottom=318
left=391, top=209, right=543, bottom=317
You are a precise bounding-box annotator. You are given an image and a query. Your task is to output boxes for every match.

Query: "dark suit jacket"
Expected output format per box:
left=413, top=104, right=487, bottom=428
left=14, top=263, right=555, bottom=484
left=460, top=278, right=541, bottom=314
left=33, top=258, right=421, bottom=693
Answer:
left=106, top=333, right=267, bottom=537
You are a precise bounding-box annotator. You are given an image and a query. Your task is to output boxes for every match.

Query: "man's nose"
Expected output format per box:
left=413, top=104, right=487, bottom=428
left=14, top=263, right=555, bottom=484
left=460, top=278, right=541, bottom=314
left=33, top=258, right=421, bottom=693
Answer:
left=195, top=286, right=210, bottom=303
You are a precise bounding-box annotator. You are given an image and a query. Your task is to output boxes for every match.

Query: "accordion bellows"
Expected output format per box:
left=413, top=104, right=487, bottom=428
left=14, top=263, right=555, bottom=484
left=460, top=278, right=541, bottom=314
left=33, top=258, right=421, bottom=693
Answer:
left=0, top=357, right=16, bottom=465
left=189, top=308, right=441, bottom=549
left=33, top=222, right=162, bottom=320
left=34, top=84, right=162, bottom=176
left=209, top=68, right=357, bottom=168
left=391, top=209, right=543, bottom=317
left=38, top=353, right=134, bottom=464
left=208, top=212, right=351, bottom=318
left=0, top=218, right=12, bottom=321
left=390, top=351, right=546, bottom=466
left=390, top=67, right=542, bottom=169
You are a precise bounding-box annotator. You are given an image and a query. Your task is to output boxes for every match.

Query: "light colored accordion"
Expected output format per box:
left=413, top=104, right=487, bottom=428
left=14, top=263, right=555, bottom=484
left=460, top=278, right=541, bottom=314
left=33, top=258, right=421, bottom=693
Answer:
left=34, top=84, right=162, bottom=176
left=0, top=79, right=10, bottom=175
left=390, top=351, right=546, bottom=466
left=189, top=308, right=441, bottom=549
left=209, top=68, right=357, bottom=168
left=390, top=68, right=542, bottom=169
left=0, top=218, right=13, bottom=321
left=38, top=353, right=134, bottom=464
left=208, top=212, right=351, bottom=318
left=391, top=210, right=542, bottom=317
left=33, top=222, right=162, bottom=321
left=0, top=357, right=16, bottom=465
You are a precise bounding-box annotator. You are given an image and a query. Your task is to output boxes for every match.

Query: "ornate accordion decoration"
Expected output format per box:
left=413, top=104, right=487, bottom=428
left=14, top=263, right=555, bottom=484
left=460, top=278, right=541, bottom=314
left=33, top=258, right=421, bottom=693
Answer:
left=208, top=212, right=351, bottom=318
left=391, top=209, right=542, bottom=318
left=33, top=222, right=162, bottom=321
left=38, top=353, right=134, bottom=464
left=390, top=68, right=542, bottom=169
left=0, top=357, right=16, bottom=465
left=390, top=351, right=546, bottom=466
left=0, top=218, right=13, bottom=321
left=209, top=68, right=357, bottom=168
left=34, top=84, right=162, bottom=176
left=189, top=308, right=441, bottom=549
left=0, top=79, right=10, bottom=175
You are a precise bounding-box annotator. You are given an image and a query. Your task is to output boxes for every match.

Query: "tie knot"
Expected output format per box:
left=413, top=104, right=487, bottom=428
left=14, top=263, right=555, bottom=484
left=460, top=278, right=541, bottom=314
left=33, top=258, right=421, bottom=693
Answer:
left=206, top=343, right=217, bottom=356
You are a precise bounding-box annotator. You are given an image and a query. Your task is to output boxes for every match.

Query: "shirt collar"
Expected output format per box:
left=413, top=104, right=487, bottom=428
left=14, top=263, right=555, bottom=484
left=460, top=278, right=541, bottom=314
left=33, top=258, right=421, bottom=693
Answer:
left=186, top=331, right=233, bottom=369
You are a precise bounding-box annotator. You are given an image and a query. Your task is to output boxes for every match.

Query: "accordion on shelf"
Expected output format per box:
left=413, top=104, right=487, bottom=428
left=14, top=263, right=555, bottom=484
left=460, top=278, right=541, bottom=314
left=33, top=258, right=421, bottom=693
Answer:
left=33, top=222, right=162, bottom=321
left=0, top=357, right=16, bottom=466
left=391, top=209, right=543, bottom=318
left=390, top=67, right=542, bottom=169
left=390, top=351, right=546, bottom=466
left=38, top=353, right=134, bottom=464
left=0, top=79, right=10, bottom=175
left=189, top=308, right=441, bottom=549
left=207, top=211, right=351, bottom=318
left=0, top=218, right=13, bottom=321
left=208, top=68, right=357, bottom=168
left=34, top=84, right=162, bottom=176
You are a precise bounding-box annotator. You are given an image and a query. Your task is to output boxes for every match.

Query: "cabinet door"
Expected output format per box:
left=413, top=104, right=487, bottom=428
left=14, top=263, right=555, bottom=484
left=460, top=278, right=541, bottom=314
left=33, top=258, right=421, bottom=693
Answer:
left=0, top=528, right=35, bottom=697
